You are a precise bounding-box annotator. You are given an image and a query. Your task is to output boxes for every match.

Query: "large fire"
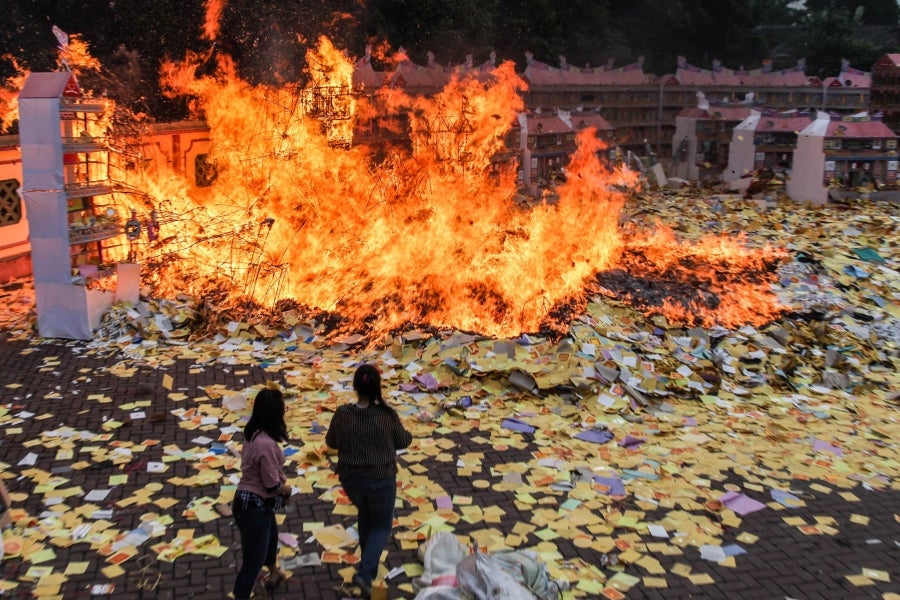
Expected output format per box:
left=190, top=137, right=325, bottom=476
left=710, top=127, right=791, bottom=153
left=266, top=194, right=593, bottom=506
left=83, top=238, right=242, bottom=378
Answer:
left=129, top=36, right=643, bottom=339
left=4, top=17, right=789, bottom=339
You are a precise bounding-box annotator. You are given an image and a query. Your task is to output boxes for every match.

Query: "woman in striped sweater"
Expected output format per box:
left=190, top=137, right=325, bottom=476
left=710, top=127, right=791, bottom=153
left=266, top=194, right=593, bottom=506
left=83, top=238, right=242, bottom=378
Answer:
left=326, top=363, right=413, bottom=598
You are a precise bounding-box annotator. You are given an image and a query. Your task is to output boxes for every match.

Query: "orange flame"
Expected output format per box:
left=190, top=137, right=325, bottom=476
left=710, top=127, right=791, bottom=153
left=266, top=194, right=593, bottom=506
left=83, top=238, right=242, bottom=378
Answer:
left=202, top=0, right=226, bottom=41
left=119, top=36, right=787, bottom=337
left=0, top=55, right=29, bottom=132
left=58, top=34, right=102, bottom=75
left=143, top=37, right=639, bottom=337
left=612, top=226, right=789, bottom=328
left=365, top=40, right=394, bottom=64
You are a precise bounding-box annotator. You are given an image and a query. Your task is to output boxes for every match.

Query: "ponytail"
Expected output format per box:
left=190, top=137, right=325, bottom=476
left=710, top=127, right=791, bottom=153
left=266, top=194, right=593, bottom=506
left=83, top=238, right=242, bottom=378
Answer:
left=353, top=363, right=399, bottom=418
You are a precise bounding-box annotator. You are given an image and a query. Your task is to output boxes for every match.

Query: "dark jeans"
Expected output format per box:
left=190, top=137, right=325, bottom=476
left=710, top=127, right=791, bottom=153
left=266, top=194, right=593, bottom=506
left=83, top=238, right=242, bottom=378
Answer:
left=341, top=475, right=397, bottom=584
left=232, top=502, right=278, bottom=599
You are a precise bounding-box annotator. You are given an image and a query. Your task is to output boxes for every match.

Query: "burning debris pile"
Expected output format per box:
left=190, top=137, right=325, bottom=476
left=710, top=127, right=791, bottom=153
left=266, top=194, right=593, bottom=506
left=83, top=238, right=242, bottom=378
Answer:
left=596, top=226, right=788, bottom=329
left=125, top=36, right=792, bottom=341
left=3, top=188, right=890, bottom=358
left=1, top=28, right=793, bottom=340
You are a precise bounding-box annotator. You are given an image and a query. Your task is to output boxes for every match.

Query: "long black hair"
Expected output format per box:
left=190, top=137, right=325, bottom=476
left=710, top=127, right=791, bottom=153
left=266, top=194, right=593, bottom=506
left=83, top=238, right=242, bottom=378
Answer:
left=353, top=363, right=399, bottom=418
left=244, top=387, right=288, bottom=443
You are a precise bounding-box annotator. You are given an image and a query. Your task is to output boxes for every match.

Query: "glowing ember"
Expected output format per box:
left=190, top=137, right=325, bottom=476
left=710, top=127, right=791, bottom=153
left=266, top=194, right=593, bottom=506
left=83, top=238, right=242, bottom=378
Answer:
left=598, top=227, right=788, bottom=329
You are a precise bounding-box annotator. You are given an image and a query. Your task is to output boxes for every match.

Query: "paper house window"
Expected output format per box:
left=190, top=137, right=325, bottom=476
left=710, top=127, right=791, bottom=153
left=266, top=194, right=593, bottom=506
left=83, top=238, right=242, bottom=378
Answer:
left=0, top=178, right=22, bottom=226
left=195, top=153, right=218, bottom=188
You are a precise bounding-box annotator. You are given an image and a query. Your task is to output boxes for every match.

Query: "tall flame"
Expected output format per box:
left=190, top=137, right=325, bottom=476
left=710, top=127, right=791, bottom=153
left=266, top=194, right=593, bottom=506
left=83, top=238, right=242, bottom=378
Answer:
left=57, top=33, right=102, bottom=74
left=0, top=55, right=28, bottom=132
left=19, top=29, right=783, bottom=340
left=202, top=0, right=226, bottom=41
left=139, top=38, right=641, bottom=337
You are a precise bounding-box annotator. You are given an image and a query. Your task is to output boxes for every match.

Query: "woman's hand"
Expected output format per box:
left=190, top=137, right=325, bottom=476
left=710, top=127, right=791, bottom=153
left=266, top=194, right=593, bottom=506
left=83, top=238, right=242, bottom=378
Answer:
left=278, top=483, right=293, bottom=496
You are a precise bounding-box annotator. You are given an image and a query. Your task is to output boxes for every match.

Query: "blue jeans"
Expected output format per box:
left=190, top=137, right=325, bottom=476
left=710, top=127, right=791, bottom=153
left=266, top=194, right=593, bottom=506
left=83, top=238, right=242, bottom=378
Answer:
left=232, top=502, right=278, bottom=599
left=341, top=475, right=397, bottom=584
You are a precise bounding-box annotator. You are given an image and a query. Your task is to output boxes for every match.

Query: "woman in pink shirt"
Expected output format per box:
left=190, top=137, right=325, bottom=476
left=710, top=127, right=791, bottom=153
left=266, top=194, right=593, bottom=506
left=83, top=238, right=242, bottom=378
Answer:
left=231, top=387, right=293, bottom=599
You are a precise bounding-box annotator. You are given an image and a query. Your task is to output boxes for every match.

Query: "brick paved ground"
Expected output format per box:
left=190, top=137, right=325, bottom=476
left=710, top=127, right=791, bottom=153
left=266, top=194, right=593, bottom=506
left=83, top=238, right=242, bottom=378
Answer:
left=0, top=332, right=897, bottom=600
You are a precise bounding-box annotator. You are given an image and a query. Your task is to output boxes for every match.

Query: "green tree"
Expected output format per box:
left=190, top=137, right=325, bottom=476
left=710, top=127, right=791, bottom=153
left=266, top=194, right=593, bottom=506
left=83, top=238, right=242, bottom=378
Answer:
left=217, top=0, right=369, bottom=86
left=0, top=0, right=207, bottom=121
left=365, top=0, right=499, bottom=65
left=608, top=0, right=801, bottom=74
left=0, top=0, right=63, bottom=77
left=606, top=0, right=690, bottom=73
left=2, top=0, right=899, bottom=124
left=806, top=0, right=899, bottom=25
left=492, top=0, right=612, bottom=69
left=791, top=2, right=883, bottom=77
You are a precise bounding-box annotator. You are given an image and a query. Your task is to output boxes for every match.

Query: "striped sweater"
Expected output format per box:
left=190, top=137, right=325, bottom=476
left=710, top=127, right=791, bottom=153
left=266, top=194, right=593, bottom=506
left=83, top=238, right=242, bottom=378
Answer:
left=325, top=403, right=412, bottom=480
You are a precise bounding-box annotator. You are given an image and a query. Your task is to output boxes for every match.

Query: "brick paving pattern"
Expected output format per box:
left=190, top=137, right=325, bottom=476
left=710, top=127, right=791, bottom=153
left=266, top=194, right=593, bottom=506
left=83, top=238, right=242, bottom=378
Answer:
left=0, top=333, right=897, bottom=599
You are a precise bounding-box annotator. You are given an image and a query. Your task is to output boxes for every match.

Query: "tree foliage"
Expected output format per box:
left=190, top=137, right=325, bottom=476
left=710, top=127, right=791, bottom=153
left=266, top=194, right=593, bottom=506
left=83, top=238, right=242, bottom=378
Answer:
left=792, top=2, right=885, bottom=77
left=806, top=0, right=899, bottom=24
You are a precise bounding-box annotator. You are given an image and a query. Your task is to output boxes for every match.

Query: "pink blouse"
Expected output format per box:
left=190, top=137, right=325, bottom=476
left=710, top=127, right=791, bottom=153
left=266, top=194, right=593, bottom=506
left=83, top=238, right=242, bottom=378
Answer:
left=237, top=431, right=286, bottom=498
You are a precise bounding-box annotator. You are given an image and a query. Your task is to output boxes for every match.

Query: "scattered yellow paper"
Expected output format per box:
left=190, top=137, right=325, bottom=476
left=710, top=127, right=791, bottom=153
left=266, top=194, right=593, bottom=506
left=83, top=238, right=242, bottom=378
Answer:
left=849, top=513, right=870, bottom=526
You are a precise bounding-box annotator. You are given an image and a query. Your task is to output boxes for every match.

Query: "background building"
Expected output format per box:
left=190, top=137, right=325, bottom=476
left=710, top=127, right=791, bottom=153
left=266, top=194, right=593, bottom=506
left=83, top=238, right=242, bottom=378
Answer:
left=870, top=53, right=900, bottom=134
left=671, top=94, right=755, bottom=182
left=787, top=111, right=898, bottom=204
left=725, top=109, right=814, bottom=184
